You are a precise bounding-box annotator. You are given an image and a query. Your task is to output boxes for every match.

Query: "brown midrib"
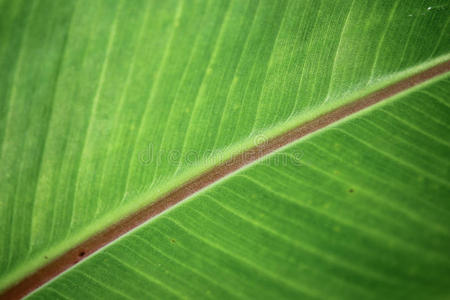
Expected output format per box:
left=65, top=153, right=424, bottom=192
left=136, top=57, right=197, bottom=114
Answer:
left=2, top=60, right=449, bottom=300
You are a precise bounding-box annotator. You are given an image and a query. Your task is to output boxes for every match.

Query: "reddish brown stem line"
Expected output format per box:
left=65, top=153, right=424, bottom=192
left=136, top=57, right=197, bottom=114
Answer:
left=2, top=60, right=450, bottom=299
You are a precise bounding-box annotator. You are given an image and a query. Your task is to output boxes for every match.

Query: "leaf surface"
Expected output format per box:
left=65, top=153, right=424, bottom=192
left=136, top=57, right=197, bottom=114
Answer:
left=0, top=0, right=449, bottom=297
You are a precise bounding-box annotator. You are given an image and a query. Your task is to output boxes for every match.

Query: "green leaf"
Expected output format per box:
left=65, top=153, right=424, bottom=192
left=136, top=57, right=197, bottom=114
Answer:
left=0, top=0, right=449, bottom=298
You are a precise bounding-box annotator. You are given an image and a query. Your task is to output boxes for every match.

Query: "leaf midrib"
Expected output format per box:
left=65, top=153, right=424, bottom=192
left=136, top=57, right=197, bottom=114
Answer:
left=1, top=59, right=450, bottom=300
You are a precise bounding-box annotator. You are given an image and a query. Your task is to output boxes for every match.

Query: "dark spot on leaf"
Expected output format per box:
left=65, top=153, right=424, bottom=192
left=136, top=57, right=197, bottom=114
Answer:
left=349, top=188, right=354, bottom=193
left=171, top=239, right=176, bottom=244
left=79, top=251, right=85, bottom=257
left=44, top=256, right=48, bottom=259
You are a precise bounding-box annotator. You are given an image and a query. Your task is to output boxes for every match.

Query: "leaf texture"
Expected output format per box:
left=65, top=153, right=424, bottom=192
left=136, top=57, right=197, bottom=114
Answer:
left=0, top=0, right=449, bottom=294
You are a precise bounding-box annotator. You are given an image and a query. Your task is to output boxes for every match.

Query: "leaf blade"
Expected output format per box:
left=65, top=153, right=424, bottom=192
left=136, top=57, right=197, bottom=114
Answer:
left=0, top=0, right=449, bottom=294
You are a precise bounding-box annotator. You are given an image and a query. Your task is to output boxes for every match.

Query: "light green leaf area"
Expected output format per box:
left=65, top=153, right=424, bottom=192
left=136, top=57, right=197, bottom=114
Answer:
left=0, top=0, right=449, bottom=292
left=31, top=76, right=450, bottom=299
